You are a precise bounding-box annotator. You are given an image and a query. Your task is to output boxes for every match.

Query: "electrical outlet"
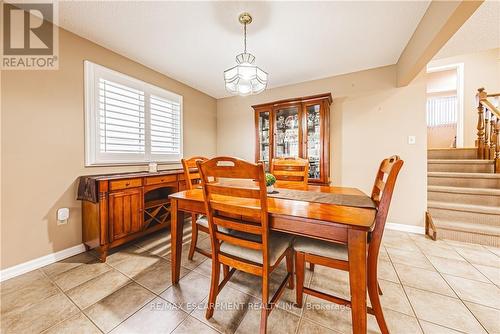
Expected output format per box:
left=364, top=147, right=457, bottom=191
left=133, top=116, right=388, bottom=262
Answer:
left=408, top=135, right=416, bottom=145
left=57, top=208, right=69, bottom=225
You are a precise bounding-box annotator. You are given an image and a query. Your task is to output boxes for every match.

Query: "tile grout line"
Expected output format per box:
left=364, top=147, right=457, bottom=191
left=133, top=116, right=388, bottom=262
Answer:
left=293, top=266, right=316, bottom=334
left=9, top=228, right=497, bottom=334
left=453, top=247, right=499, bottom=286
left=415, top=239, right=491, bottom=334
left=102, top=245, right=199, bottom=333
left=104, top=291, right=158, bottom=334
left=395, top=235, right=494, bottom=334
left=40, top=265, right=106, bottom=334
left=383, top=244, right=426, bottom=334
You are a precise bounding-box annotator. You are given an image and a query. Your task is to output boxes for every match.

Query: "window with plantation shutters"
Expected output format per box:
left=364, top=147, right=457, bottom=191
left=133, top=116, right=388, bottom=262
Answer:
left=150, top=94, right=181, bottom=156
left=85, top=61, right=183, bottom=165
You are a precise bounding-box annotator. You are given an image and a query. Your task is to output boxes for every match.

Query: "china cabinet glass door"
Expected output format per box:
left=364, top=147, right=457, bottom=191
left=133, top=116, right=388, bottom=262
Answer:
left=257, top=111, right=270, bottom=170
left=274, top=106, right=300, bottom=158
left=306, top=104, right=321, bottom=180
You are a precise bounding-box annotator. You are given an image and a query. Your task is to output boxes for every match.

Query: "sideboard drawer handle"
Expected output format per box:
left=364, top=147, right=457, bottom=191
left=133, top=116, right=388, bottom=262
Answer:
left=125, top=182, right=130, bottom=186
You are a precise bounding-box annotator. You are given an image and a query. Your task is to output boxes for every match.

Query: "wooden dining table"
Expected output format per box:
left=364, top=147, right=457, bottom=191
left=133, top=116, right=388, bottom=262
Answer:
left=168, top=181, right=376, bottom=334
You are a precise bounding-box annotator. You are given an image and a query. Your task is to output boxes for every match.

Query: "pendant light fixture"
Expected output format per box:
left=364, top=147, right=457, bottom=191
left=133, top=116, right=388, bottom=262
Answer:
left=224, top=12, right=268, bottom=96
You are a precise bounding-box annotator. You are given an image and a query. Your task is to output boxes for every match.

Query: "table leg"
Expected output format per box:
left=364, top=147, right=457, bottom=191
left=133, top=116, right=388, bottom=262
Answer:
left=348, top=229, right=367, bottom=334
left=170, top=198, right=183, bottom=284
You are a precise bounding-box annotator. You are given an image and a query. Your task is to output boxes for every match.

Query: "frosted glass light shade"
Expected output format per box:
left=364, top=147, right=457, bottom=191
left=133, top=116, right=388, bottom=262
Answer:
left=224, top=53, right=268, bottom=96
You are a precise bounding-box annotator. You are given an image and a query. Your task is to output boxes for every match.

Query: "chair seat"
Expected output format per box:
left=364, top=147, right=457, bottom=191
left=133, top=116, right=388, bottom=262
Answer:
left=196, top=215, right=208, bottom=228
left=196, top=215, right=230, bottom=233
left=293, top=237, right=348, bottom=261
left=220, top=231, right=293, bottom=265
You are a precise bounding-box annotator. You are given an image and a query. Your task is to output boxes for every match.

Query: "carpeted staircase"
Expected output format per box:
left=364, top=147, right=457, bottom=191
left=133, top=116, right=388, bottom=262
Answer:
left=427, top=148, right=500, bottom=247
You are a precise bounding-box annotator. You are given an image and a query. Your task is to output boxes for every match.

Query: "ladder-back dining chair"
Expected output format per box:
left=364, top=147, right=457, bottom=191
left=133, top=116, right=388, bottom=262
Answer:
left=271, top=157, right=309, bottom=186
left=294, top=155, right=403, bottom=334
left=197, top=157, right=294, bottom=334
left=181, top=156, right=211, bottom=260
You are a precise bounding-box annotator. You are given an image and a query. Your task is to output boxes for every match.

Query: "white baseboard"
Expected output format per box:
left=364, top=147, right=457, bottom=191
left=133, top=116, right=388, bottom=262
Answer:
left=0, top=244, right=86, bottom=282
left=386, top=222, right=425, bottom=235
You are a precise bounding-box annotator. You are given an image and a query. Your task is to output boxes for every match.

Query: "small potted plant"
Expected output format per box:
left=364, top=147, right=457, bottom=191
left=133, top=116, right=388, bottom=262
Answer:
left=265, top=173, right=276, bottom=193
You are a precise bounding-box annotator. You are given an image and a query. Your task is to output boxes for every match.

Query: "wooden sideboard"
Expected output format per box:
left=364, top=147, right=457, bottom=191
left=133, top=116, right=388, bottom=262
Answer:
left=78, top=169, right=186, bottom=261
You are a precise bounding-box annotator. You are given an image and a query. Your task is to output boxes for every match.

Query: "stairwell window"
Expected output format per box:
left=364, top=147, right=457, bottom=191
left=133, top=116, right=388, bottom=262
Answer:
left=84, top=61, right=183, bottom=166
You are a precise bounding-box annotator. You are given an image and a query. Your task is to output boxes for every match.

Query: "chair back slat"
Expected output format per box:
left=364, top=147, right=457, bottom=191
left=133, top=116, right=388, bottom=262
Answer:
left=368, top=155, right=404, bottom=263
left=200, top=157, right=262, bottom=179
left=206, top=184, right=261, bottom=199
left=271, top=157, right=309, bottom=185
left=372, top=178, right=386, bottom=204
left=215, top=232, right=263, bottom=250
left=198, top=157, right=270, bottom=267
left=181, top=156, right=208, bottom=190
left=213, top=216, right=263, bottom=235
left=210, top=201, right=262, bottom=219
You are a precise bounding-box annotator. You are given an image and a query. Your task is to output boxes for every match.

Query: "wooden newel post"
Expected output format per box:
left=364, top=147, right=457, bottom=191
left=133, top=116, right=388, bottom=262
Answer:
left=476, top=88, right=486, bottom=159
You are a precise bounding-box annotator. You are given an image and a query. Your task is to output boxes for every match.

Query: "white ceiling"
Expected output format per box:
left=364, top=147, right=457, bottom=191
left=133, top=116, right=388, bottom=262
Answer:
left=58, top=1, right=430, bottom=98
left=436, top=0, right=500, bottom=59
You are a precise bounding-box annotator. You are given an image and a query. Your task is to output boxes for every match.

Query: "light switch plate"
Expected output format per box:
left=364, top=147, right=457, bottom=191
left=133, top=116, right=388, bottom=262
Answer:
left=408, top=135, right=416, bottom=145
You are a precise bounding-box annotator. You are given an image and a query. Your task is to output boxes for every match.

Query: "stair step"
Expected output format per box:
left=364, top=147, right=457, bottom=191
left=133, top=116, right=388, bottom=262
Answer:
left=428, top=201, right=500, bottom=215
left=428, top=172, right=500, bottom=188
left=428, top=186, right=500, bottom=206
left=428, top=159, right=495, bottom=173
left=434, top=219, right=500, bottom=235
left=432, top=218, right=500, bottom=247
left=428, top=148, right=477, bottom=160
left=428, top=203, right=500, bottom=227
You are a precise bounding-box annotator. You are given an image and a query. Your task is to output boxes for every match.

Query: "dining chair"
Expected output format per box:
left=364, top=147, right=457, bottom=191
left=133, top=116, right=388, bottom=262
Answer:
left=181, top=156, right=211, bottom=260
left=294, top=155, right=403, bottom=334
left=270, top=157, right=309, bottom=185
left=197, top=157, right=294, bottom=334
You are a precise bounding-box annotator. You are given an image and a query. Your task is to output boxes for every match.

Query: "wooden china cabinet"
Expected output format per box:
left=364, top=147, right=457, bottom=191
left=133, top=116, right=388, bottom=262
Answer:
left=253, top=93, right=332, bottom=185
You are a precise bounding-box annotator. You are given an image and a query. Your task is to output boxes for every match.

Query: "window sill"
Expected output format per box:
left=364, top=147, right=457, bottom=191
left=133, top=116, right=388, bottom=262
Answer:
left=84, top=161, right=182, bottom=168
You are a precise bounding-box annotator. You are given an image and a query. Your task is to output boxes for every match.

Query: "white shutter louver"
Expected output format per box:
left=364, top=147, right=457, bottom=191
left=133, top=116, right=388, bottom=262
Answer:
left=99, top=79, right=145, bottom=153
left=150, top=95, right=181, bottom=155
left=85, top=61, right=183, bottom=165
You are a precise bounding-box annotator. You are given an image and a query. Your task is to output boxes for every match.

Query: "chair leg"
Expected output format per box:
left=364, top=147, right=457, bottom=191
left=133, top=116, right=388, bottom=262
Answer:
left=223, top=264, right=230, bottom=278
left=309, top=263, right=315, bottom=272
left=188, top=214, right=198, bottom=260
left=378, top=281, right=383, bottom=296
left=260, top=275, right=269, bottom=334
left=205, top=257, right=220, bottom=320
left=285, top=250, right=294, bottom=289
left=368, top=268, right=388, bottom=334
left=295, top=251, right=305, bottom=308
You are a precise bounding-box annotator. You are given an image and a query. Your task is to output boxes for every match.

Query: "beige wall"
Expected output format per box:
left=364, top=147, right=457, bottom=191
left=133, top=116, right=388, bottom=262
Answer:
left=1, top=28, right=217, bottom=269
left=427, top=69, right=457, bottom=93
left=429, top=48, right=500, bottom=147
left=427, top=125, right=457, bottom=149
left=217, top=65, right=427, bottom=228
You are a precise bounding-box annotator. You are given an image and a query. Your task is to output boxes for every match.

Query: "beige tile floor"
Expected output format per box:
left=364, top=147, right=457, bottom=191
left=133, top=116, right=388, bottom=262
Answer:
left=1, top=228, right=499, bottom=334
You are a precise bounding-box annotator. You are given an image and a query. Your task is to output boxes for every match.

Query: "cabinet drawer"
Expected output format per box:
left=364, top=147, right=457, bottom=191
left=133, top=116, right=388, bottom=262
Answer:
left=145, top=174, right=177, bottom=186
left=109, top=178, right=142, bottom=191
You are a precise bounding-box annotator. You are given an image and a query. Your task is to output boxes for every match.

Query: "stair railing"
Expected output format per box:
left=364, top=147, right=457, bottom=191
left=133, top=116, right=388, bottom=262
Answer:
left=476, top=88, right=500, bottom=173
